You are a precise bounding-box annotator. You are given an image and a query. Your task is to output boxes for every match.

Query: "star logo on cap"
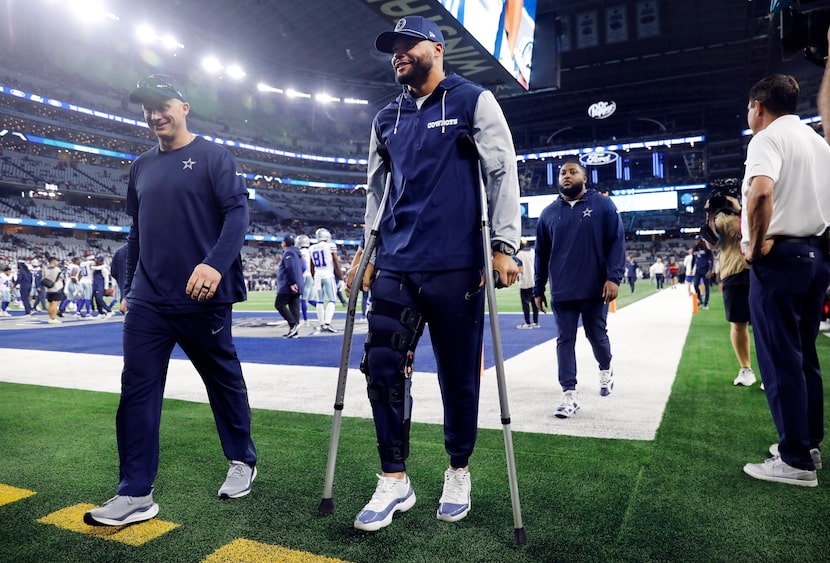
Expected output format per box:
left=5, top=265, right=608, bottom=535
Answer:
left=182, top=158, right=196, bottom=170
left=583, top=208, right=593, bottom=218
left=395, top=18, right=407, bottom=31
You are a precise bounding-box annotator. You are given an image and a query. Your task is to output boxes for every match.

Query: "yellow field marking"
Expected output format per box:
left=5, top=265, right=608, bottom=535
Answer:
left=37, top=503, right=179, bottom=546
left=203, top=538, right=352, bottom=563
left=0, top=483, right=36, bottom=506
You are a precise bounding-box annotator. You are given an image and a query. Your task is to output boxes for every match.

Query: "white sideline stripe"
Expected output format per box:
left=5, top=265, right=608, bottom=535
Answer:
left=0, top=289, right=692, bottom=441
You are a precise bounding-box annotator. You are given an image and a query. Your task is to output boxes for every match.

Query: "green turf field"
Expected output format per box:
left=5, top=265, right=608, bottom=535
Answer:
left=2, top=285, right=828, bottom=562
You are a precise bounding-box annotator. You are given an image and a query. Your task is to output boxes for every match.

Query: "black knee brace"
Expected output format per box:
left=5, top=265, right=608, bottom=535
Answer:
left=361, top=299, right=424, bottom=421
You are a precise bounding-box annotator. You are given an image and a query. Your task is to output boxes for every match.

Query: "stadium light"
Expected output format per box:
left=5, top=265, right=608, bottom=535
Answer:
left=344, top=98, right=369, bottom=105
left=202, top=56, right=223, bottom=74
left=68, top=0, right=117, bottom=22
left=315, top=93, right=341, bottom=104
left=161, top=34, right=184, bottom=50
left=286, top=89, right=311, bottom=99
left=135, top=24, right=155, bottom=43
left=257, top=83, right=284, bottom=94
left=226, top=65, right=246, bottom=80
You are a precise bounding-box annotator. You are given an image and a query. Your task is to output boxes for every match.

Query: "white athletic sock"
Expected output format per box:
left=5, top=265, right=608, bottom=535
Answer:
left=325, top=301, right=335, bottom=325
left=316, top=303, right=325, bottom=325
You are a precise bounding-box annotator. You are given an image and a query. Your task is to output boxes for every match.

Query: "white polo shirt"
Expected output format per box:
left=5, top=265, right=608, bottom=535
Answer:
left=741, top=114, right=830, bottom=247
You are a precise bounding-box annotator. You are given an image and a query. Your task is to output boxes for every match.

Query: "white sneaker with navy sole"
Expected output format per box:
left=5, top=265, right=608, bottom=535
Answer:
left=83, top=491, right=159, bottom=526
left=599, top=369, right=614, bottom=396
left=437, top=468, right=471, bottom=522
left=555, top=390, right=580, bottom=419
left=354, top=474, right=416, bottom=531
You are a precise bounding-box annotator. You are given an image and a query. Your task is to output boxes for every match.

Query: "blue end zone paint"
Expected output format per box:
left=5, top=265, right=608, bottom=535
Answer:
left=0, top=312, right=558, bottom=373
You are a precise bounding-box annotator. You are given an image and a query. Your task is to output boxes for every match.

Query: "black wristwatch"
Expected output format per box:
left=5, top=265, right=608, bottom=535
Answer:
left=492, top=241, right=515, bottom=256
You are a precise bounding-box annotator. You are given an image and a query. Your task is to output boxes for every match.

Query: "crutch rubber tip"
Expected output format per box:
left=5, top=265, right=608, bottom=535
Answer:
left=317, top=498, right=334, bottom=516
left=514, top=527, right=527, bottom=545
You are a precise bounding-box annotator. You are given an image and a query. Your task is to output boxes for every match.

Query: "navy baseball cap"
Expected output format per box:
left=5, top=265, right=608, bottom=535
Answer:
left=375, top=16, right=444, bottom=53
left=283, top=234, right=295, bottom=245
left=129, top=74, right=187, bottom=104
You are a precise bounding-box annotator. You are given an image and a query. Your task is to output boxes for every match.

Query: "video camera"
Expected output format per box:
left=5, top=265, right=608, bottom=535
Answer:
left=776, top=0, right=830, bottom=66
left=704, top=181, right=741, bottom=217
left=699, top=181, right=741, bottom=245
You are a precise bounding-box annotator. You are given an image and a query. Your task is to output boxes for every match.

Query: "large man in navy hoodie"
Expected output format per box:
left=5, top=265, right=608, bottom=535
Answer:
left=352, top=16, right=521, bottom=532
left=534, top=162, right=626, bottom=419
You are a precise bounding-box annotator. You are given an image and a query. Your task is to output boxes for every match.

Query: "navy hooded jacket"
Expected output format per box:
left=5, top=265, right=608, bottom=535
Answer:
left=365, top=74, right=521, bottom=272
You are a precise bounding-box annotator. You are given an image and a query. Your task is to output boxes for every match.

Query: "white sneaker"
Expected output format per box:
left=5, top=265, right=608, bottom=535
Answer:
left=436, top=468, right=471, bottom=522
left=733, top=367, right=756, bottom=387
left=555, top=390, right=580, bottom=419
left=354, top=474, right=416, bottom=531
left=769, top=443, right=822, bottom=470
left=516, top=323, right=533, bottom=329
left=83, top=491, right=159, bottom=526
left=218, top=461, right=257, bottom=499
left=743, top=456, right=817, bottom=487
left=599, top=369, right=614, bottom=396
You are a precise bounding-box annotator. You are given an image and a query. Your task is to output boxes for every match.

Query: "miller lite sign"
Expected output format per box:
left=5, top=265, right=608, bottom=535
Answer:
left=588, top=100, right=617, bottom=119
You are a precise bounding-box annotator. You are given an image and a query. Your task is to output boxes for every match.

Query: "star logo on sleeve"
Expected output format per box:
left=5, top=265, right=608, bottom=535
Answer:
left=182, top=158, right=196, bottom=170
left=583, top=208, right=593, bottom=218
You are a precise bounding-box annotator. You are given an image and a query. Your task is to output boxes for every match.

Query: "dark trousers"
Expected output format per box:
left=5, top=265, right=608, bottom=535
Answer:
left=367, top=268, right=484, bottom=473
left=552, top=298, right=612, bottom=391
left=275, top=293, right=300, bottom=328
left=116, top=303, right=257, bottom=496
left=519, top=287, right=538, bottom=324
left=19, top=283, right=32, bottom=313
left=693, top=270, right=711, bottom=306
left=750, top=239, right=829, bottom=470
left=93, top=288, right=111, bottom=314
left=627, top=276, right=636, bottom=294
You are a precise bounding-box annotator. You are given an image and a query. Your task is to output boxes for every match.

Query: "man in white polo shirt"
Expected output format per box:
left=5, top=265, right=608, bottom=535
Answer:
left=741, top=73, right=830, bottom=487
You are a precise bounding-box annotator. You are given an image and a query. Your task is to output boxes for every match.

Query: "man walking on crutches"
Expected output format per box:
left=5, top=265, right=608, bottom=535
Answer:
left=349, top=16, right=523, bottom=534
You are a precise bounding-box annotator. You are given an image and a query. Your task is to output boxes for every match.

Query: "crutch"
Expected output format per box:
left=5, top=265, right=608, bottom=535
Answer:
left=318, top=145, right=392, bottom=516
left=462, top=133, right=526, bottom=545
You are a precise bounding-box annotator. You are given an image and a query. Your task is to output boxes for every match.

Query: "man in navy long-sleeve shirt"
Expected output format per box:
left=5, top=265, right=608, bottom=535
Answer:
left=274, top=235, right=304, bottom=338
left=534, top=161, right=626, bottom=418
left=85, top=74, right=257, bottom=527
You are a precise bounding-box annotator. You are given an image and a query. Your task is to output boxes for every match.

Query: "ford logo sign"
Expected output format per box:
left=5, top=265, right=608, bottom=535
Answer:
left=588, top=101, right=617, bottom=119
left=579, top=151, right=619, bottom=166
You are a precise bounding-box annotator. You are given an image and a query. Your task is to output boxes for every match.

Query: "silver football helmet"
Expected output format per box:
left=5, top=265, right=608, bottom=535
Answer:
left=315, top=228, right=331, bottom=242
left=296, top=235, right=310, bottom=248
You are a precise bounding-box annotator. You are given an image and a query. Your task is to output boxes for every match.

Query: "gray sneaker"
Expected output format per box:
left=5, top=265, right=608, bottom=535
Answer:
left=83, top=492, right=159, bottom=526
left=769, top=443, right=822, bottom=470
left=218, top=460, right=257, bottom=499
left=743, top=456, right=818, bottom=487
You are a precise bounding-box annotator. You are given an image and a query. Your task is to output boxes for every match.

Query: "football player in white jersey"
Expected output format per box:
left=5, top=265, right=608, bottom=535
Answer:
left=63, top=257, right=83, bottom=316
left=296, top=235, right=316, bottom=326
left=79, top=256, right=95, bottom=317
left=0, top=266, right=12, bottom=316
left=309, top=228, right=341, bottom=332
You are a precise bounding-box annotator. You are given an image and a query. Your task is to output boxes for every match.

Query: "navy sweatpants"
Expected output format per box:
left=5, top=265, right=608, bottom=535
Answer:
left=116, top=302, right=257, bottom=496
left=551, top=299, right=612, bottom=391
left=366, top=268, right=484, bottom=473
left=750, top=238, right=829, bottom=471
